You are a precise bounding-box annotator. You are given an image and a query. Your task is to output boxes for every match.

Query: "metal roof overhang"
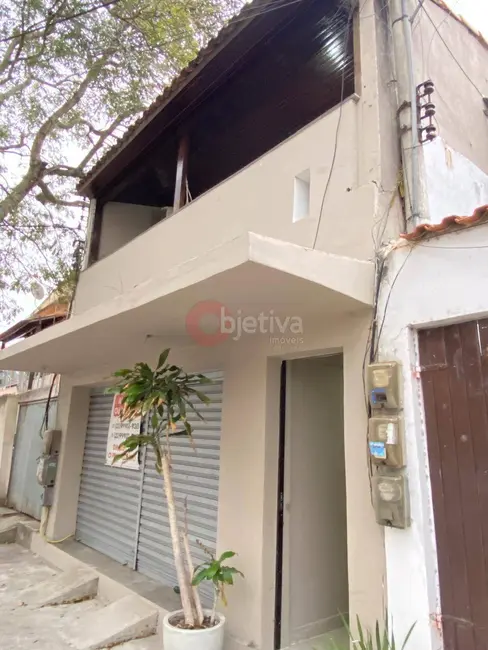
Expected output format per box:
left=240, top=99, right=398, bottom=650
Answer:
left=0, top=233, right=374, bottom=374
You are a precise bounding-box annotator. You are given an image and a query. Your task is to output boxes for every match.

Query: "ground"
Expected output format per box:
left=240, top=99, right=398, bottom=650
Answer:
left=0, top=544, right=160, bottom=649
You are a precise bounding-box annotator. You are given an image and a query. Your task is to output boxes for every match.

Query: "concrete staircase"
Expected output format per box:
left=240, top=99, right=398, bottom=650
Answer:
left=0, top=510, right=167, bottom=649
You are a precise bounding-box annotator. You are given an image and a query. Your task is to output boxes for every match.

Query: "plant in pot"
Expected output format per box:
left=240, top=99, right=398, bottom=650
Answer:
left=108, top=349, right=242, bottom=650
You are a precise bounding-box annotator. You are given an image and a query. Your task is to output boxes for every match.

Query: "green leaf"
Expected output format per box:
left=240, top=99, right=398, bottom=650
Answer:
left=400, top=623, right=416, bottom=650
left=218, top=550, right=236, bottom=563
left=157, top=349, right=170, bottom=370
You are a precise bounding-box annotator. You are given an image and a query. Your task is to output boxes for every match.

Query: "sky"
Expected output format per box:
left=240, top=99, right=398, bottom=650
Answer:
left=446, top=0, right=488, bottom=37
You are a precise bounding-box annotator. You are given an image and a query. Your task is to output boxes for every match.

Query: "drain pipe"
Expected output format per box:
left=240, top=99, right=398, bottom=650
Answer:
left=391, top=0, right=422, bottom=226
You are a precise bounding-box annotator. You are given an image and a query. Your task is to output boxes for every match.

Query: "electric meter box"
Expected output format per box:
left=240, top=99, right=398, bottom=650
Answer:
left=37, top=454, right=58, bottom=487
left=367, top=361, right=402, bottom=411
left=368, top=416, right=405, bottom=468
left=372, top=473, right=410, bottom=529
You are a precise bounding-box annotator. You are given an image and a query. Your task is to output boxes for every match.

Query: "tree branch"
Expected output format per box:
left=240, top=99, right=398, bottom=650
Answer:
left=0, top=0, right=124, bottom=44
left=0, top=53, right=110, bottom=220
left=36, top=181, right=87, bottom=208
left=44, top=165, right=84, bottom=178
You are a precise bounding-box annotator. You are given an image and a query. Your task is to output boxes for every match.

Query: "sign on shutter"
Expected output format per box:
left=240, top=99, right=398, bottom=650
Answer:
left=105, top=393, right=142, bottom=470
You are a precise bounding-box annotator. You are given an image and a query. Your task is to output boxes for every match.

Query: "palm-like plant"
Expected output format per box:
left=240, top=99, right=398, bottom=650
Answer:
left=330, top=616, right=415, bottom=650
left=108, top=349, right=214, bottom=627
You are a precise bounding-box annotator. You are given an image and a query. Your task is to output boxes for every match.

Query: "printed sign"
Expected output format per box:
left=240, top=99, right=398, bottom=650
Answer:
left=105, top=394, right=141, bottom=470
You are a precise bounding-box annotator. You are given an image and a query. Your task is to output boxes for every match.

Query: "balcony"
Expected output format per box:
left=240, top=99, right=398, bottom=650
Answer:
left=74, top=97, right=374, bottom=316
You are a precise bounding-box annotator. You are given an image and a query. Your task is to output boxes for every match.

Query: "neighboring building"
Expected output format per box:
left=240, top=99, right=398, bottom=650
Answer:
left=0, top=292, right=67, bottom=395
left=0, top=1, right=486, bottom=649
left=0, top=293, right=65, bottom=518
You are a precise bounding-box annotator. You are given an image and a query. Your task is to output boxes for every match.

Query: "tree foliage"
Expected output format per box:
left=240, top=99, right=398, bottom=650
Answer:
left=108, top=349, right=214, bottom=627
left=0, top=0, right=242, bottom=320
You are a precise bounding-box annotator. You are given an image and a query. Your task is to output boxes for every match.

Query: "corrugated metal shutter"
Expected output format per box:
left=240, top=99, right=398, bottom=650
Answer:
left=76, top=390, right=141, bottom=566
left=136, top=373, right=223, bottom=604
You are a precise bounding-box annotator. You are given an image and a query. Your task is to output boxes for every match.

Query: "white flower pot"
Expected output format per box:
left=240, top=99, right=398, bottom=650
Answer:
left=162, top=610, right=226, bottom=650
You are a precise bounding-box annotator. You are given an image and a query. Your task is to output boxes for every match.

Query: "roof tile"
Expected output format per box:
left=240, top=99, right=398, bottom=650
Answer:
left=401, top=205, right=488, bottom=242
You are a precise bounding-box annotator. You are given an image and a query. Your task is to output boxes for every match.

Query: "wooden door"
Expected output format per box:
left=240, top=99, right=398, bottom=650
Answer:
left=419, top=321, right=488, bottom=650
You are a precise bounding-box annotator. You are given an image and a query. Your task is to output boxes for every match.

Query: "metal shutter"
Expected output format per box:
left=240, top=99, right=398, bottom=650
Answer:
left=136, top=373, right=223, bottom=604
left=76, top=390, right=141, bottom=566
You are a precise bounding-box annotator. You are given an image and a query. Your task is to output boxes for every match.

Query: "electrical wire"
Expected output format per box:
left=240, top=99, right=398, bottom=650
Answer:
left=373, top=247, right=413, bottom=359
left=311, top=0, right=357, bottom=249
left=421, top=4, right=485, bottom=99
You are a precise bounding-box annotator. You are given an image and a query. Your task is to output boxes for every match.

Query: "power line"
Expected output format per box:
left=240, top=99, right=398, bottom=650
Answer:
left=373, top=247, right=413, bottom=359
left=312, top=0, right=358, bottom=249
left=421, top=4, right=485, bottom=99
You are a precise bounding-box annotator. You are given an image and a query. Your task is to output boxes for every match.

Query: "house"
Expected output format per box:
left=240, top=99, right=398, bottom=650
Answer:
left=0, top=0, right=486, bottom=648
left=0, top=294, right=65, bottom=519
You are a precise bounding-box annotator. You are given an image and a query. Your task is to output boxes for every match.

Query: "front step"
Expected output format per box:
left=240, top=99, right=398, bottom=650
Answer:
left=0, top=514, right=31, bottom=543
left=63, top=594, right=159, bottom=650
left=19, top=567, right=99, bottom=607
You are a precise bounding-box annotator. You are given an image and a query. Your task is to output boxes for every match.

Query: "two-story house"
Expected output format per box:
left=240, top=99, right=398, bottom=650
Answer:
left=0, top=0, right=487, bottom=648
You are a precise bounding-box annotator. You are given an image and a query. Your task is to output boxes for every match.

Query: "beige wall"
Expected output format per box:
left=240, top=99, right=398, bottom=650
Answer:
left=74, top=98, right=379, bottom=315
left=47, top=311, right=384, bottom=650
left=47, top=381, right=90, bottom=540
left=0, top=395, right=19, bottom=504
left=98, top=202, right=162, bottom=260
left=283, top=356, right=348, bottom=646
left=413, top=1, right=488, bottom=174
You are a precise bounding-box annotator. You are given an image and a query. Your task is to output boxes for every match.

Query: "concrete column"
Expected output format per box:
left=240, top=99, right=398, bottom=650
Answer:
left=47, top=378, right=90, bottom=540
left=0, top=395, right=19, bottom=504
left=216, top=353, right=281, bottom=650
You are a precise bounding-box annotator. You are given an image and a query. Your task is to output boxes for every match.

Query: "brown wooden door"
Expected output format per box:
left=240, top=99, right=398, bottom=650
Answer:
left=419, top=321, right=488, bottom=650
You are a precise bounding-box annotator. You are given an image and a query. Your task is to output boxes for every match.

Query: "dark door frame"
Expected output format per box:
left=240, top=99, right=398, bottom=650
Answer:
left=274, top=360, right=287, bottom=650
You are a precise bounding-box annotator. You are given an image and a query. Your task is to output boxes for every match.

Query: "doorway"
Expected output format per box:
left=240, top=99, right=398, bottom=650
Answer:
left=276, top=355, right=349, bottom=650
left=8, top=399, right=58, bottom=520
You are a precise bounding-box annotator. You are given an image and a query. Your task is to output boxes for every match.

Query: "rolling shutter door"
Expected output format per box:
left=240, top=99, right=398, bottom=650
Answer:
left=136, top=373, right=223, bottom=603
left=76, top=390, right=141, bottom=565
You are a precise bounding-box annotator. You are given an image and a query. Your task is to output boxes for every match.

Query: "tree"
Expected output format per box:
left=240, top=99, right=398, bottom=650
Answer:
left=0, top=0, right=242, bottom=320
left=109, top=350, right=212, bottom=626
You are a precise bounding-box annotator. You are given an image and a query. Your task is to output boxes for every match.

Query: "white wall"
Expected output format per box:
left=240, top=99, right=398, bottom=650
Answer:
left=424, top=138, right=488, bottom=224
left=378, top=223, right=488, bottom=650
left=283, top=355, right=348, bottom=647
left=413, top=1, right=488, bottom=225
left=98, top=202, right=162, bottom=260
left=0, top=394, right=19, bottom=503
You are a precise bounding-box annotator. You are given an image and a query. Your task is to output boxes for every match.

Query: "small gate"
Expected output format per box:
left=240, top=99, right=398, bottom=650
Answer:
left=8, top=399, right=57, bottom=519
left=419, top=320, right=488, bottom=650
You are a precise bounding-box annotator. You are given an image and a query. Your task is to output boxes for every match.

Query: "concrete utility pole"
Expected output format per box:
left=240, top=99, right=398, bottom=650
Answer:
left=390, top=0, right=425, bottom=227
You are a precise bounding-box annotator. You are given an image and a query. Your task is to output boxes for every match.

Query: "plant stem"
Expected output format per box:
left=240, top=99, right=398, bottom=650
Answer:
left=182, top=500, right=204, bottom=625
left=211, top=587, right=218, bottom=625
left=160, top=451, right=195, bottom=626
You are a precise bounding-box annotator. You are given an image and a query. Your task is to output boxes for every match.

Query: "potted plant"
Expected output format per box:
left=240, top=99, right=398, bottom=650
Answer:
left=163, top=548, right=244, bottom=650
left=109, top=349, right=242, bottom=650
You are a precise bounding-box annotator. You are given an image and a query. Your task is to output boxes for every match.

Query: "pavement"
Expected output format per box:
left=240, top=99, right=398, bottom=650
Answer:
left=0, top=544, right=161, bottom=649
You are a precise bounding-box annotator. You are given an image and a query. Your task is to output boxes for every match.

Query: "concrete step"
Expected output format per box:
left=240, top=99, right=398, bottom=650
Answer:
left=113, top=635, right=162, bottom=649
left=0, top=507, right=17, bottom=518
left=63, top=594, right=159, bottom=650
left=0, top=514, right=31, bottom=543
left=20, top=568, right=99, bottom=607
